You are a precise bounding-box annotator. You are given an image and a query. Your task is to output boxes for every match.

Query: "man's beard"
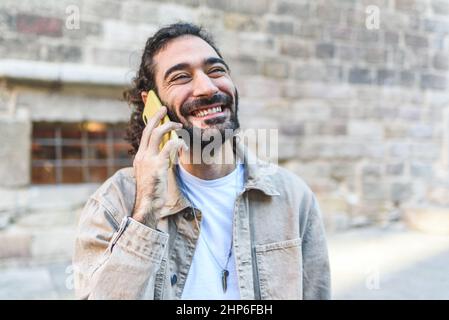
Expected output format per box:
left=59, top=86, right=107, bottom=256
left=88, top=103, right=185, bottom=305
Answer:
left=163, top=89, right=240, bottom=151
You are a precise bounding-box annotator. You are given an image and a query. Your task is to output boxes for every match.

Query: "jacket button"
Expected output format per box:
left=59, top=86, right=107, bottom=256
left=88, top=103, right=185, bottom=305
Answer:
left=171, top=274, right=177, bottom=286
left=183, top=210, right=195, bottom=221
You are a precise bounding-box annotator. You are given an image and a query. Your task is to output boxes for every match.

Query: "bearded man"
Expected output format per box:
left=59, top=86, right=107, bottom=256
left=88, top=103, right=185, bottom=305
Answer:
left=73, top=22, right=331, bottom=300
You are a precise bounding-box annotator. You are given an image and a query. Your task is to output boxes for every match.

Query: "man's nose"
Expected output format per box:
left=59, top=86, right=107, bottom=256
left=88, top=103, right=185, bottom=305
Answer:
left=192, top=72, right=219, bottom=97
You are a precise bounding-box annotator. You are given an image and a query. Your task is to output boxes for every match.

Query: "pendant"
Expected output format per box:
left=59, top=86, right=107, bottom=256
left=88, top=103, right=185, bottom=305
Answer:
left=221, top=269, right=229, bottom=293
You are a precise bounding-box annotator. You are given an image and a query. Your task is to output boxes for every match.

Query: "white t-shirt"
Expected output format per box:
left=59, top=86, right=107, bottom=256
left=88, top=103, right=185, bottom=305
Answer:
left=178, top=163, right=244, bottom=300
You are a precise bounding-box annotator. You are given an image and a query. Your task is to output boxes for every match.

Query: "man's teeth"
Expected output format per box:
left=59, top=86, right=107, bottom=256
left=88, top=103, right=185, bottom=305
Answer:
left=192, top=106, right=222, bottom=117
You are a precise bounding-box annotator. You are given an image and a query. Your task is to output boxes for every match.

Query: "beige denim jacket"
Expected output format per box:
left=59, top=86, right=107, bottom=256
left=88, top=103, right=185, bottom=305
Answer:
left=73, top=143, right=331, bottom=300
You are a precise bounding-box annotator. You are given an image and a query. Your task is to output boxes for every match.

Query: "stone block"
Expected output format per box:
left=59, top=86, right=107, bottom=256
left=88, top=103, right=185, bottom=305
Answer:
left=46, top=44, right=83, bottom=63
left=389, top=143, right=411, bottom=159
left=280, top=38, right=312, bottom=58
left=316, top=3, right=343, bottom=24
left=220, top=32, right=275, bottom=57
left=0, top=110, right=31, bottom=187
left=205, top=0, right=271, bottom=15
left=15, top=210, right=77, bottom=229
left=338, top=143, right=365, bottom=159
left=316, top=43, right=335, bottom=59
left=0, top=268, right=58, bottom=299
left=17, top=92, right=129, bottom=122
left=386, top=163, right=404, bottom=176
left=404, top=34, right=429, bottom=49
left=25, top=184, right=97, bottom=213
left=294, top=63, right=327, bottom=82
left=423, top=18, right=449, bottom=33
left=16, top=13, right=63, bottom=37
left=295, top=22, right=323, bottom=38
left=408, top=123, right=433, bottom=139
left=410, top=142, right=440, bottom=161
left=266, top=19, right=294, bottom=35
left=0, top=229, right=32, bottom=259
left=329, top=162, right=356, bottom=182
left=89, top=46, right=136, bottom=68
left=355, top=29, right=380, bottom=43
left=348, top=121, right=383, bottom=139
left=431, top=0, right=449, bottom=15
left=433, top=52, right=449, bottom=70
left=420, top=73, right=447, bottom=90
left=384, top=31, right=400, bottom=46
left=410, top=162, right=433, bottom=178
left=291, top=99, right=331, bottom=120
left=236, top=76, right=282, bottom=99
left=400, top=70, right=416, bottom=87
left=31, top=227, right=76, bottom=261
left=0, top=9, right=15, bottom=33
left=361, top=182, right=387, bottom=201
left=377, top=69, right=397, bottom=86
left=277, top=135, right=299, bottom=161
left=327, top=26, right=352, bottom=41
left=305, top=122, right=347, bottom=136
left=275, top=1, right=311, bottom=18
left=279, top=122, right=304, bottom=136
left=227, top=55, right=260, bottom=76
left=361, top=163, right=383, bottom=179
left=81, top=0, right=122, bottom=20
left=120, top=2, right=162, bottom=24
left=261, top=59, right=289, bottom=79
left=349, top=68, right=373, bottom=84
left=62, top=20, right=102, bottom=40
left=395, top=0, right=428, bottom=14
left=223, top=13, right=261, bottom=32
left=161, top=0, right=200, bottom=7
left=390, top=182, right=412, bottom=202
left=157, top=3, right=199, bottom=26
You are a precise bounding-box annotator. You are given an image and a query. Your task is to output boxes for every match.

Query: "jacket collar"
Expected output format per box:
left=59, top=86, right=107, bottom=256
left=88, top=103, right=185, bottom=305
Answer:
left=159, top=140, right=280, bottom=219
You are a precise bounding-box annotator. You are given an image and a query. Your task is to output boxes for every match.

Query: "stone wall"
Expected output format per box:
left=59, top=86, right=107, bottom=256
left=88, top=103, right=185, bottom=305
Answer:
left=1, top=0, right=449, bottom=267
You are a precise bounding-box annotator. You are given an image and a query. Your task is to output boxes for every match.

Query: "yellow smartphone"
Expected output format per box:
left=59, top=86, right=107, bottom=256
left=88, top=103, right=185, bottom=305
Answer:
left=142, top=90, right=178, bottom=151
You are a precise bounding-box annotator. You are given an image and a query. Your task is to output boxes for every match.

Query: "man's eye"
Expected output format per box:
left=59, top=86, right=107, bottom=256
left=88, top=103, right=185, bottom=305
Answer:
left=172, top=75, right=189, bottom=81
left=209, top=68, right=225, bottom=74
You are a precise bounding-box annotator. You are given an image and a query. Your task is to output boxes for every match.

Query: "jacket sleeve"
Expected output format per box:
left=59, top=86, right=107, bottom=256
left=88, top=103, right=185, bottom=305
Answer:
left=73, top=197, right=169, bottom=299
left=302, top=195, right=331, bottom=300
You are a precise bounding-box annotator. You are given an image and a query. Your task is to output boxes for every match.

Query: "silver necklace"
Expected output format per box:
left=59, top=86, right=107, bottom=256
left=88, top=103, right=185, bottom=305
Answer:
left=175, top=164, right=235, bottom=293
left=191, top=207, right=233, bottom=293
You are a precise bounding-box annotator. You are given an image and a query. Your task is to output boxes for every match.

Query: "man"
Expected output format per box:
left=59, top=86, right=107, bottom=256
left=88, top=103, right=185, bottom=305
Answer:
left=73, top=22, right=330, bottom=300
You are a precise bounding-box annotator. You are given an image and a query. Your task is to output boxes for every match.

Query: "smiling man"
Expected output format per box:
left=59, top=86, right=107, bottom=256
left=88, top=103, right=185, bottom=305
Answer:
left=73, top=22, right=330, bottom=300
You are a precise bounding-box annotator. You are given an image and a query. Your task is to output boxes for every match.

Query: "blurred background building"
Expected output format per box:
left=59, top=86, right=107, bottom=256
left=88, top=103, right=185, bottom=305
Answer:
left=1, top=0, right=449, bottom=299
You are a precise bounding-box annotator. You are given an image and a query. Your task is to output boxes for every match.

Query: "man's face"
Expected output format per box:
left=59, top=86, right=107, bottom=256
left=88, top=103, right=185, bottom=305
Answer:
left=152, top=35, right=239, bottom=145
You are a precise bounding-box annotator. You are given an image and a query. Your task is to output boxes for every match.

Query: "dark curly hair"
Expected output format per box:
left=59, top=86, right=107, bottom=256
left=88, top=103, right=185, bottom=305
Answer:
left=123, top=22, right=225, bottom=155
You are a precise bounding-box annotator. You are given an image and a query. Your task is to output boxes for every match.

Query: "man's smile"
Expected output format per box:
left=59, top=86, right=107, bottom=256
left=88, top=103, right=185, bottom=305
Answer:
left=188, top=104, right=229, bottom=121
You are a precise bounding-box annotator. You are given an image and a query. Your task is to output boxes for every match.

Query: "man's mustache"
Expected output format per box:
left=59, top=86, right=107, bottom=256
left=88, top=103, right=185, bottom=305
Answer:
left=180, top=93, right=233, bottom=117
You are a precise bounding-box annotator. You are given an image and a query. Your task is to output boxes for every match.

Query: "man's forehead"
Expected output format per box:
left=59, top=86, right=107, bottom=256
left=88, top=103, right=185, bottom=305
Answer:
left=154, top=35, right=220, bottom=73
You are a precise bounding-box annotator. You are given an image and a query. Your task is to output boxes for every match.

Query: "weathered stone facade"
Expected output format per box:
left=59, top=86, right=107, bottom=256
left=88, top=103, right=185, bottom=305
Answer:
left=1, top=0, right=449, bottom=268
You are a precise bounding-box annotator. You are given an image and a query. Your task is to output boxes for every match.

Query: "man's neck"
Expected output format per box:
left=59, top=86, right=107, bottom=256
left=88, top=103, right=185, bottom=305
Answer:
left=178, top=140, right=236, bottom=180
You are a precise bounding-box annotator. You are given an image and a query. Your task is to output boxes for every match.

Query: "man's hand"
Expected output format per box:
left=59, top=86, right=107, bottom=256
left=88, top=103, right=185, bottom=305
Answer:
left=132, top=106, right=186, bottom=228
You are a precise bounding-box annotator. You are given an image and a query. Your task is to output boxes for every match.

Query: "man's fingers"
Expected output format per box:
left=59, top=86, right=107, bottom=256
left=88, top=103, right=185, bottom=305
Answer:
left=139, top=106, right=167, bottom=153
left=149, top=121, right=183, bottom=153
left=160, top=139, right=186, bottom=160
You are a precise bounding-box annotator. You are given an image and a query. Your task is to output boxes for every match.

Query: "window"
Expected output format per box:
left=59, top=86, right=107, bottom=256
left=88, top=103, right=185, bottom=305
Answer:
left=31, top=122, right=132, bottom=184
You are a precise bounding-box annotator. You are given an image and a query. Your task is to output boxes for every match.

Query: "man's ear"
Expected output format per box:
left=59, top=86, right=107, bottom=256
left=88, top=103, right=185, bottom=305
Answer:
left=141, top=91, right=148, bottom=105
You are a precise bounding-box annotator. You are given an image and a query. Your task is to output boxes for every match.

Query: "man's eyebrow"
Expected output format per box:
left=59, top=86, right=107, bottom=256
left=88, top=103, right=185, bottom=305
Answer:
left=163, top=57, right=230, bottom=81
left=204, top=57, right=230, bottom=71
left=163, top=63, right=190, bottom=82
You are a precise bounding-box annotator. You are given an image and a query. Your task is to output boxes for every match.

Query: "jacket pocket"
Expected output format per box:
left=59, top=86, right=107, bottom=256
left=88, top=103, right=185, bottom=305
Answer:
left=255, top=238, right=303, bottom=300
